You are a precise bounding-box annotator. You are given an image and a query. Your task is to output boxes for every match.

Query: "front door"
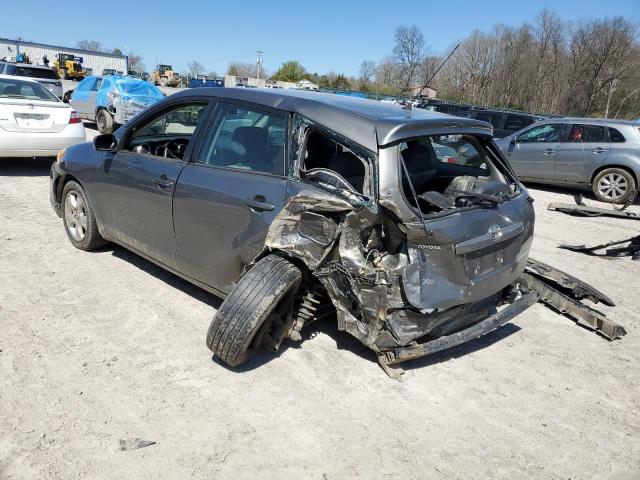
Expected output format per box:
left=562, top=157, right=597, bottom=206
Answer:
left=554, top=123, right=610, bottom=184
left=173, top=101, right=289, bottom=294
left=505, top=123, right=564, bottom=181
left=93, top=100, right=211, bottom=268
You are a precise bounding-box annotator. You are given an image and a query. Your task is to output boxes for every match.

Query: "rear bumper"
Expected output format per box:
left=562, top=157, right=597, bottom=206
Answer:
left=0, top=125, right=85, bottom=157
left=379, top=291, right=537, bottom=365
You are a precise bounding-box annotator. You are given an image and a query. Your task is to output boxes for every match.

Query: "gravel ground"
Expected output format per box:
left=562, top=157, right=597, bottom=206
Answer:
left=1, top=123, right=639, bottom=479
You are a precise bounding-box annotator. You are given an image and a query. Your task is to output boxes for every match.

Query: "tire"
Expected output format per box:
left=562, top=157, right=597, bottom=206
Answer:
left=62, top=181, right=107, bottom=251
left=592, top=168, right=636, bottom=204
left=96, top=109, right=114, bottom=134
left=160, top=77, right=168, bottom=87
left=206, top=255, right=302, bottom=367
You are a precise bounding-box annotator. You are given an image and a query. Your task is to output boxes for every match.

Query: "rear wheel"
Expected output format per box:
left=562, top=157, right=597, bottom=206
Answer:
left=96, top=110, right=114, bottom=134
left=206, top=255, right=302, bottom=367
left=62, top=181, right=107, bottom=251
left=160, top=77, right=168, bottom=87
left=592, top=168, right=636, bottom=204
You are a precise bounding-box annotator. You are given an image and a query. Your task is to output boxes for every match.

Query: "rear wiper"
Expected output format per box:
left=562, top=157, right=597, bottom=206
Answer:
left=449, top=190, right=504, bottom=208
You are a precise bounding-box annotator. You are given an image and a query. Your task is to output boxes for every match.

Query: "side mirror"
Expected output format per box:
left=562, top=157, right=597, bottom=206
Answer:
left=93, top=133, right=117, bottom=152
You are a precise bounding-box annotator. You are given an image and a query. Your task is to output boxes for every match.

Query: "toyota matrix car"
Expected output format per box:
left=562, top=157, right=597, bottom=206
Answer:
left=49, top=88, right=623, bottom=375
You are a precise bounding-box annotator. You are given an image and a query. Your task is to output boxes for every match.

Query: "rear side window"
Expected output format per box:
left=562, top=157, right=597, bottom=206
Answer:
left=505, top=114, right=534, bottom=131
left=608, top=127, right=625, bottom=143
left=199, top=103, right=286, bottom=176
left=14, top=66, right=58, bottom=80
left=474, top=111, right=504, bottom=128
left=568, top=124, right=607, bottom=143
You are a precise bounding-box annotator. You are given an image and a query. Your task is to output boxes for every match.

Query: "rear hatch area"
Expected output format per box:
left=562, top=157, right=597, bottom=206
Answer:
left=396, top=133, right=534, bottom=311
left=0, top=99, right=71, bottom=133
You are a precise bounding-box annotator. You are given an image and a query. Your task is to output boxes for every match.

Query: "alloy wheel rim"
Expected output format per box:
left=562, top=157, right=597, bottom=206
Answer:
left=598, top=173, right=628, bottom=200
left=64, top=190, right=87, bottom=241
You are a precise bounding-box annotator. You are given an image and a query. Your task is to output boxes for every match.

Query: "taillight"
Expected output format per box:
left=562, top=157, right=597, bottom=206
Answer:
left=69, top=110, right=82, bottom=124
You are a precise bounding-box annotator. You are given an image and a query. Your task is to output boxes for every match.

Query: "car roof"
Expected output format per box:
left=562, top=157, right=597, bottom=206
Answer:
left=542, top=117, right=639, bottom=126
left=173, top=87, right=493, bottom=151
left=1, top=62, right=54, bottom=71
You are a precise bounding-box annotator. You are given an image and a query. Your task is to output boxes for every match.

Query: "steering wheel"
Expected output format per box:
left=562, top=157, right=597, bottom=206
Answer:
left=163, top=139, right=189, bottom=159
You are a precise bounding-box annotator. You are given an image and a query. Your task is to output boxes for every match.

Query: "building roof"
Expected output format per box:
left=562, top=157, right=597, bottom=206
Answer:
left=0, top=37, right=127, bottom=60
left=176, top=87, right=492, bottom=151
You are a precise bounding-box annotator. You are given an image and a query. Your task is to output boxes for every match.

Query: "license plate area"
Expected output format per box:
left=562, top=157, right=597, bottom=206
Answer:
left=15, top=113, right=51, bottom=129
left=464, top=245, right=506, bottom=279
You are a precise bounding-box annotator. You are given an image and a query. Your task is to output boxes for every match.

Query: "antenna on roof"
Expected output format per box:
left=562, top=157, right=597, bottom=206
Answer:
left=412, top=43, right=460, bottom=98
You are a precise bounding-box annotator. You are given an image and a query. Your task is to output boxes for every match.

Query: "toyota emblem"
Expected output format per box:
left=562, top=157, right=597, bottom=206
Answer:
left=488, top=224, right=503, bottom=241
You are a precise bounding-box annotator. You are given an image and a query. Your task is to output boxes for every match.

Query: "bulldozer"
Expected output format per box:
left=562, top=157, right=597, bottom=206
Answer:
left=53, top=53, right=85, bottom=81
left=151, top=64, right=180, bottom=87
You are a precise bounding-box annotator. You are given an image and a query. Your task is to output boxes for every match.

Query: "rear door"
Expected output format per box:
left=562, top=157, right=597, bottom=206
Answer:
left=84, top=77, right=103, bottom=120
left=173, top=100, right=289, bottom=294
left=69, top=77, right=95, bottom=116
left=505, top=123, right=564, bottom=181
left=92, top=99, right=212, bottom=268
left=555, top=123, right=610, bottom=184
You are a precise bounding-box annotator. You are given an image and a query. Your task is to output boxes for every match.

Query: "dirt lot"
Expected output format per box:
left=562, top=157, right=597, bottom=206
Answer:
left=1, top=123, right=639, bottom=479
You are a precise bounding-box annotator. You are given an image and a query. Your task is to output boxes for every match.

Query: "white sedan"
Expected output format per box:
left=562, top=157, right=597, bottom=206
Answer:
left=0, top=75, right=85, bottom=157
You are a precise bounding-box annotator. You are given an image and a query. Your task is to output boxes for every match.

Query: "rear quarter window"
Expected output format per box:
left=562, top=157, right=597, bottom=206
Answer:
left=608, top=127, right=625, bottom=143
left=14, top=66, right=58, bottom=80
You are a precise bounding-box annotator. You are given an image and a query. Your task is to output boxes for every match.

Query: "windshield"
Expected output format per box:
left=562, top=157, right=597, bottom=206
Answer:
left=0, top=78, right=59, bottom=102
left=114, top=79, right=163, bottom=97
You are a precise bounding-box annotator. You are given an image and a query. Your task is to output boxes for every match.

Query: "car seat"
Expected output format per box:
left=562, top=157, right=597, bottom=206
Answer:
left=228, top=126, right=271, bottom=172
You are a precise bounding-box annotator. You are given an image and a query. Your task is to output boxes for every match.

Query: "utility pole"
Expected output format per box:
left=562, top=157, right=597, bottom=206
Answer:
left=256, top=50, right=264, bottom=79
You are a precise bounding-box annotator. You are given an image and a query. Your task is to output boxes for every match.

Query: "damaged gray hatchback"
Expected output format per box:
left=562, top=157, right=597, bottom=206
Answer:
left=50, top=88, right=625, bottom=376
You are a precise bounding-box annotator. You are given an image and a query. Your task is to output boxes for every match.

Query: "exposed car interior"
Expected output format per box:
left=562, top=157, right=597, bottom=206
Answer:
left=399, top=135, right=512, bottom=213
left=301, top=130, right=369, bottom=197
left=125, top=103, right=208, bottom=160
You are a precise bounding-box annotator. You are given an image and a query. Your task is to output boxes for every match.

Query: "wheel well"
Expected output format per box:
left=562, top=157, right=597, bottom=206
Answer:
left=55, top=173, right=80, bottom=204
left=591, top=164, right=638, bottom=186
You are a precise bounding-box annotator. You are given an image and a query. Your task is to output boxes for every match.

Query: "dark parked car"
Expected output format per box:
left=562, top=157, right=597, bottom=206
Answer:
left=461, top=109, right=544, bottom=138
left=496, top=118, right=640, bottom=204
left=50, top=88, right=621, bottom=374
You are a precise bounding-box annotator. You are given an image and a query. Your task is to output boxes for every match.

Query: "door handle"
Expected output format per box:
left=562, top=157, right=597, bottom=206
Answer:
left=246, top=196, right=274, bottom=212
left=592, top=148, right=607, bottom=154
left=153, top=175, right=173, bottom=189
left=543, top=149, right=555, bottom=155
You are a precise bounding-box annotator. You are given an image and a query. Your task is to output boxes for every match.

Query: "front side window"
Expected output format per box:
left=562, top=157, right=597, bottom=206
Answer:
left=517, top=124, right=563, bottom=143
left=568, top=124, right=607, bottom=143
left=199, top=103, right=286, bottom=175
left=124, top=102, right=208, bottom=159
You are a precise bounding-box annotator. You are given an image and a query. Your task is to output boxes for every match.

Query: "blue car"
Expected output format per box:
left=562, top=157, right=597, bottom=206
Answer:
left=69, top=75, right=165, bottom=134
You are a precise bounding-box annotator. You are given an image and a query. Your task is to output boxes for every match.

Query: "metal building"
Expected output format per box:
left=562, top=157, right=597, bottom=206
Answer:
left=0, top=38, right=128, bottom=76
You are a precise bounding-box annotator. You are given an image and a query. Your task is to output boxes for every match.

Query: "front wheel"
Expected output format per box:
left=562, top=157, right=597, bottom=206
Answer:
left=592, top=168, right=636, bottom=204
left=206, top=255, right=302, bottom=367
left=96, top=110, right=114, bottom=134
left=62, top=181, right=107, bottom=251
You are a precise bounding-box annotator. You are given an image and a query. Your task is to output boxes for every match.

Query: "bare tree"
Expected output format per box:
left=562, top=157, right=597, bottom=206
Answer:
left=359, top=60, right=376, bottom=90
left=128, top=54, right=145, bottom=75
left=187, top=60, right=206, bottom=79
left=226, top=61, right=258, bottom=78
left=392, top=25, right=425, bottom=90
left=76, top=40, right=103, bottom=52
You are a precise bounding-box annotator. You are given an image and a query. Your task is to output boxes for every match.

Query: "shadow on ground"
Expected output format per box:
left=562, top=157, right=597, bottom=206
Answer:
left=0, top=157, right=55, bottom=177
left=214, top=307, right=522, bottom=375
left=109, top=246, right=222, bottom=310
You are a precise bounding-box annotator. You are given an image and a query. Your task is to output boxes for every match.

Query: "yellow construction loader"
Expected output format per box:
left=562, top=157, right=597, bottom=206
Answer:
left=53, top=54, right=85, bottom=81
left=151, top=65, right=180, bottom=87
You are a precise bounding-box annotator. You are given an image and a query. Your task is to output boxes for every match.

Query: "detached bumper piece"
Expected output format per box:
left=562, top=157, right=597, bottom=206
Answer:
left=547, top=202, right=640, bottom=221
left=378, top=259, right=626, bottom=379
left=521, top=259, right=626, bottom=340
left=560, top=235, right=640, bottom=261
